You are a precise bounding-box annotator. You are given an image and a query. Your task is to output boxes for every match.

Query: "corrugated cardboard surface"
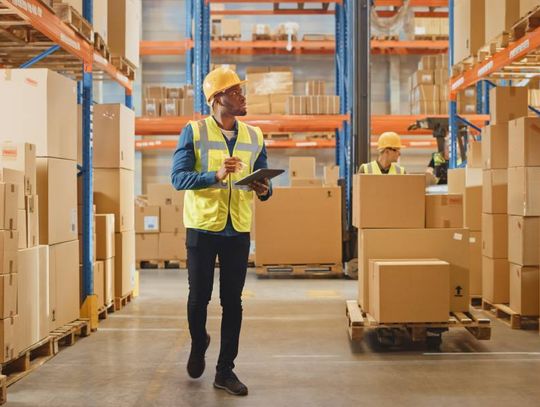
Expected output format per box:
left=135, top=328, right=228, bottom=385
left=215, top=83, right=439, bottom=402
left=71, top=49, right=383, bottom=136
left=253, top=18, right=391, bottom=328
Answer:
left=147, top=184, right=184, bottom=207
left=0, top=231, right=18, bottom=274
left=464, top=186, right=482, bottom=231
left=0, top=273, right=16, bottom=319
left=0, top=168, right=24, bottom=210
left=290, top=178, right=323, bottom=187
left=114, top=231, right=135, bottom=297
left=508, top=216, right=540, bottom=266
left=425, top=194, right=463, bottom=228
left=482, top=123, right=509, bottom=169
left=508, top=117, right=540, bottom=168
left=160, top=205, right=185, bottom=235
left=158, top=233, right=186, bottom=260
left=15, top=246, right=39, bottom=354
left=482, top=169, right=507, bottom=214
left=107, top=0, right=140, bottom=67
left=0, top=183, right=17, bottom=230
left=485, top=0, right=520, bottom=42
left=509, top=264, right=539, bottom=316
left=26, top=195, right=39, bottom=248
left=289, top=157, right=316, bottom=179
left=508, top=167, right=540, bottom=216
left=453, top=0, right=485, bottom=63
left=482, top=213, right=508, bottom=259
left=482, top=256, right=509, bottom=303
left=469, top=231, right=482, bottom=296
left=0, top=141, right=36, bottom=196
left=255, top=187, right=341, bottom=266
left=0, top=316, right=16, bottom=363
left=135, top=206, right=160, bottom=234
left=136, top=233, right=159, bottom=261
left=489, top=87, right=529, bottom=125
left=104, top=257, right=115, bottom=305
left=466, top=141, right=482, bottom=168
left=96, top=214, right=115, bottom=260
left=94, top=260, right=105, bottom=309
left=94, top=169, right=135, bottom=232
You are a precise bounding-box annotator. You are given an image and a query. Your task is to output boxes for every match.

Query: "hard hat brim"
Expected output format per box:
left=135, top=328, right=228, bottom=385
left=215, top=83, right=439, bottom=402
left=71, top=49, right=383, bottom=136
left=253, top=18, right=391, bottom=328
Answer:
left=206, top=79, right=247, bottom=104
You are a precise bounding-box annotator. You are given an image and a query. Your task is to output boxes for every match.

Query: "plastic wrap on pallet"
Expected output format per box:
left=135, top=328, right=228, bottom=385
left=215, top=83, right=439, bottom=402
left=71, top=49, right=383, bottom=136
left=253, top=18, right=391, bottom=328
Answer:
left=246, top=71, right=293, bottom=96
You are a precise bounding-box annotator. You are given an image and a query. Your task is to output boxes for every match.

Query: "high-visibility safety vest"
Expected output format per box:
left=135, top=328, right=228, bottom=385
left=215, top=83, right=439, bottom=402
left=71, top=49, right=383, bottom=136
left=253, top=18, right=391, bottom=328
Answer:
left=360, top=160, right=405, bottom=175
left=183, top=116, right=264, bottom=233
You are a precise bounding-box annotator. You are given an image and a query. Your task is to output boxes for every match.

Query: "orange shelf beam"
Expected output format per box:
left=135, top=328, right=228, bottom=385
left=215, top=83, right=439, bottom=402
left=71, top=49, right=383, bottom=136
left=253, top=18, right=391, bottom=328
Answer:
left=450, top=26, right=540, bottom=97
left=374, top=0, right=447, bottom=6
left=208, top=0, right=341, bottom=3
left=372, top=114, right=489, bottom=135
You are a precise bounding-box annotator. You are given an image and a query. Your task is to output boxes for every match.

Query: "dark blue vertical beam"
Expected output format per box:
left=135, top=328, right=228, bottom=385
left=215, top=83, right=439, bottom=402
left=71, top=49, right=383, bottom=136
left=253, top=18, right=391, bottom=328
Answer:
left=20, top=45, right=60, bottom=68
left=201, top=0, right=211, bottom=115
left=194, top=0, right=204, bottom=113
left=448, top=0, right=458, bottom=169
left=185, top=0, right=193, bottom=86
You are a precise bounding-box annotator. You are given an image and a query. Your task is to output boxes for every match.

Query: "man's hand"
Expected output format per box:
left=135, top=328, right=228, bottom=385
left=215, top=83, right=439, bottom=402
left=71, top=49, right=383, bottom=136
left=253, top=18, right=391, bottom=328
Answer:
left=249, top=178, right=270, bottom=197
left=216, top=156, right=242, bottom=181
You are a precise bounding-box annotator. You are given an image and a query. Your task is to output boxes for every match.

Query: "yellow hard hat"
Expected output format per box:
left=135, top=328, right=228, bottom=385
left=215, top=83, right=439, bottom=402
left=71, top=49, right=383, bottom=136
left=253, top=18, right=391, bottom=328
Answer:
left=377, top=131, right=403, bottom=151
left=203, top=67, right=246, bottom=105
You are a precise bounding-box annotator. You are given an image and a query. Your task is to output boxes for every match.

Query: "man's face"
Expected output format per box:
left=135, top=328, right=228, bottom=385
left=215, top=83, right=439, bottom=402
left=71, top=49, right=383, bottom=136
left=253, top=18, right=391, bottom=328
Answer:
left=214, top=85, right=246, bottom=116
left=384, top=147, right=401, bottom=163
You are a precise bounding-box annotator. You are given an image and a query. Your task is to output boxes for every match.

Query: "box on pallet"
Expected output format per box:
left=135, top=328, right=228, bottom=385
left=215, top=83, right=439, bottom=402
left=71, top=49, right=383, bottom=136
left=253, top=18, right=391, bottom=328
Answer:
left=0, top=182, right=17, bottom=231
left=158, top=233, right=187, bottom=260
left=26, top=195, right=39, bottom=248
left=482, top=123, right=509, bottom=169
left=95, top=214, right=115, bottom=260
left=136, top=234, right=159, bottom=261
left=469, top=231, right=482, bottom=296
left=425, top=194, right=463, bottom=228
left=135, top=206, right=160, bottom=233
left=482, top=213, right=508, bottom=259
left=0, top=316, right=16, bottom=363
left=482, top=257, right=509, bottom=304
left=289, top=157, right=316, bottom=179
left=0, top=169, right=24, bottom=210
left=485, top=0, right=520, bottom=42
left=482, top=169, right=507, bottom=214
left=489, top=87, right=529, bottom=124
left=115, top=231, right=135, bottom=298
left=466, top=141, right=482, bottom=168
left=17, top=209, right=26, bottom=249
left=510, top=264, right=539, bottom=316
left=108, top=0, right=140, bottom=68
left=508, top=216, right=540, bottom=266
left=508, top=117, right=540, bottom=168
left=94, top=169, right=135, bottom=232
left=160, top=205, right=185, bottom=234
left=452, top=0, right=485, bottom=63
left=507, top=167, right=540, bottom=216
left=0, top=142, right=36, bottom=196
left=94, top=260, right=105, bottom=309
left=464, top=186, right=482, bottom=231
left=143, top=99, right=160, bottom=117
left=104, top=257, right=115, bottom=305
left=0, top=231, right=17, bottom=274
left=0, top=273, right=16, bottom=319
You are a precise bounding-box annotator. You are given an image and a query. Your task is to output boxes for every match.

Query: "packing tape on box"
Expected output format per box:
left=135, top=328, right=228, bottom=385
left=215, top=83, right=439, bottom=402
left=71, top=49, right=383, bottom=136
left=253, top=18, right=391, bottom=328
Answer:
left=453, top=233, right=463, bottom=241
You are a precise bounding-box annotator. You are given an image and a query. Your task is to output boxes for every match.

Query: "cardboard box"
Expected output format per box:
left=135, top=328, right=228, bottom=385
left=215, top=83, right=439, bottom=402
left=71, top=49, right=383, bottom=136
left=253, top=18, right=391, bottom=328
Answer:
left=177, top=98, right=194, bottom=117
left=482, top=257, right=509, bottom=303
left=482, top=213, right=508, bottom=259
left=158, top=232, right=186, bottom=260
left=220, top=18, right=241, bottom=37
left=323, top=165, right=339, bottom=187
left=521, top=0, right=540, bottom=16
left=36, top=158, right=77, bottom=244
left=411, top=70, right=434, bottom=87
left=246, top=95, right=270, bottom=115
left=290, top=178, right=323, bottom=187
left=49, top=240, right=79, bottom=331
left=114, top=231, right=135, bottom=297
left=15, top=246, right=39, bottom=353
left=270, top=94, right=288, bottom=114
left=0, top=231, right=17, bottom=274
left=37, top=245, right=49, bottom=340
left=93, top=0, right=108, bottom=42
left=160, top=205, right=185, bottom=235
left=508, top=117, right=540, bottom=168
left=0, top=142, right=36, bottom=196
left=489, top=87, right=529, bottom=124
left=466, top=141, right=482, bottom=168
left=26, top=195, right=39, bottom=248
left=482, top=123, right=509, bottom=169
left=289, top=157, right=316, bottom=179
left=305, top=80, right=326, bottom=96
left=0, top=183, right=17, bottom=231
left=464, top=186, right=482, bottom=231
left=147, top=184, right=184, bottom=207
left=453, top=0, right=485, bottom=63
left=510, top=264, right=539, bottom=316
left=482, top=169, right=507, bottom=214
left=418, top=55, right=437, bottom=70
left=0, top=169, right=24, bottom=210
left=412, top=85, right=439, bottom=101
left=508, top=167, right=540, bottom=216
left=246, top=71, right=293, bottom=96
left=93, top=104, right=135, bottom=170
left=508, top=216, right=539, bottom=266
left=108, top=0, right=140, bottom=68
left=160, top=98, right=178, bottom=117
left=104, top=257, right=114, bottom=305
left=425, top=194, right=463, bottom=228
left=469, top=232, right=482, bottom=296
left=433, top=69, right=448, bottom=85
left=368, top=260, right=450, bottom=323
left=95, top=214, right=115, bottom=260
left=354, top=175, right=425, bottom=229
left=286, top=96, right=307, bottom=115
left=485, top=0, right=520, bottom=42
left=94, top=261, right=105, bottom=309
left=143, top=99, right=159, bottom=117
left=135, top=206, right=160, bottom=234
left=145, top=86, right=165, bottom=99
left=94, top=169, right=134, bottom=232
left=0, top=69, right=77, bottom=161
left=255, top=187, right=341, bottom=266
left=136, top=233, right=159, bottom=261
left=411, top=100, right=439, bottom=115
left=0, top=316, right=16, bottom=363
left=17, top=209, right=26, bottom=249
left=0, top=273, right=17, bottom=319
left=447, top=168, right=482, bottom=194
left=359, top=228, right=470, bottom=312
left=166, top=87, right=183, bottom=99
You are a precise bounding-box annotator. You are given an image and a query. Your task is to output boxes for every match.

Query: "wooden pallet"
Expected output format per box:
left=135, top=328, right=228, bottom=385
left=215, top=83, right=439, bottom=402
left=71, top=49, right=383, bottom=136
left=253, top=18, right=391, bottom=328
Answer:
left=451, top=55, right=477, bottom=76
left=97, top=301, right=115, bottom=320
left=306, top=132, right=335, bottom=140
left=371, top=35, right=399, bottom=41
left=212, top=34, right=242, bottom=41
left=138, top=259, right=187, bottom=269
left=263, top=132, right=292, bottom=140
left=52, top=2, right=93, bottom=43
left=346, top=300, right=492, bottom=343
left=512, top=5, right=540, bottom=41
left=49, top=320, right=91, bottom=353
left=477, top=32, right=511, bottom=62
left=303, top=34, right=328, bottom=41
left=111, top=56, right=136, bottom=80
left=272, top=34, right=298, bottom=42
left=114, top=291, right=134, bottom=311
left=414, top=35, right=449, bottom=41
left=252, top=34, right=273, bottom=41
left=482, top=300, right=539, bottom=330
left=93, top=32, right=111, bottom=63
left=256, top=263, right=342, bottom=279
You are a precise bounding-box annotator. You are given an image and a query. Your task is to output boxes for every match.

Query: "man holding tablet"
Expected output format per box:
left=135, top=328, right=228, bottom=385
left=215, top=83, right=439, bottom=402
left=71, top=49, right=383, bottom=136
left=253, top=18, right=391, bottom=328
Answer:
left=171, top=66, right=274, bottom=396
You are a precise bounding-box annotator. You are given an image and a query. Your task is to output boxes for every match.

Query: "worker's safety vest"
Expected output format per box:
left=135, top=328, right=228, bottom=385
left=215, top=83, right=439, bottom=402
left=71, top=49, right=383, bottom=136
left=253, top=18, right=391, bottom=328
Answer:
left=360, top=160, right=405, bottom=175
left=433, top=152, right=447, bottom=167
left=183, top=116, right=264, bottom=233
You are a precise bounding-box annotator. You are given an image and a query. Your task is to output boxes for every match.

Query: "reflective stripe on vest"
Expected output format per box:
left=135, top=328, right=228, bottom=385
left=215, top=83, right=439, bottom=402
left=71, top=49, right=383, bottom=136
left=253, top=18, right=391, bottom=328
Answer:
left=361, top=160, right=404, bottom=175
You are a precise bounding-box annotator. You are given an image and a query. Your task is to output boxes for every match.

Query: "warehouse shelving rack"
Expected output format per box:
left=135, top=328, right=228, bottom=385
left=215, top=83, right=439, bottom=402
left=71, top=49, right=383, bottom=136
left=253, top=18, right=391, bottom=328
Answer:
left=0, top=0, right=134, bottom=320
left=448, top=0, right=540, bottom=168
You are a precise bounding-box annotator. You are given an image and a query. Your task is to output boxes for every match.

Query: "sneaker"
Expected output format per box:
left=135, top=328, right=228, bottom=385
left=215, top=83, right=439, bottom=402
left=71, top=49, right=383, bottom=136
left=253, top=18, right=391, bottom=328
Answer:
left=213, top=371, right=248, bottom=396
left=187, top=334, right=210, bottom=379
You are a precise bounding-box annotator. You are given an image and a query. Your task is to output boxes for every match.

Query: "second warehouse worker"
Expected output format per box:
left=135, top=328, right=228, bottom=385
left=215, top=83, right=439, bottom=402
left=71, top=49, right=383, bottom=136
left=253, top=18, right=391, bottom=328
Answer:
left=359, top=131, right=406, bottom=174
left=171, top=67, right=272, bottom=397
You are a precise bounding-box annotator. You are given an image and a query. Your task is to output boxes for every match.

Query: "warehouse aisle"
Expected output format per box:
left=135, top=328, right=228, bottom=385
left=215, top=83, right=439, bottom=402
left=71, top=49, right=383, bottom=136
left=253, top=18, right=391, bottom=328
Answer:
left=7, top=270, right=540, bottom=407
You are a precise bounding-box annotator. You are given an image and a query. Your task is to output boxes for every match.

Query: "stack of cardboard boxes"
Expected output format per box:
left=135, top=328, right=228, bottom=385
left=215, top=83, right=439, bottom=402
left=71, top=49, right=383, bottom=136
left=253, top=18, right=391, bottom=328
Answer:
left=143, top=85, right=194, bottom=117
left=212, top=18, right=242, bottom=39
left=410, top=55, right=449, bottom=115
left=93, top=104, right=136, bottom=301
left=246, top=67, right=293, bottom=115
left=414, top=17, right=449, bottom=39
left=286, top=80, right=339, bottom=115
left=95, top=214, right=115, bottom=309
left=353, top=174, right=471, bottom=322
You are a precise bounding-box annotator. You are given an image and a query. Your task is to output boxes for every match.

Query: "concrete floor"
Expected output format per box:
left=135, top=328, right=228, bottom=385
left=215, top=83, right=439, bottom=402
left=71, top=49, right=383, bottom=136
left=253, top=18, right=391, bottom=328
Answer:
left=7, top=269, right=540, bottom=407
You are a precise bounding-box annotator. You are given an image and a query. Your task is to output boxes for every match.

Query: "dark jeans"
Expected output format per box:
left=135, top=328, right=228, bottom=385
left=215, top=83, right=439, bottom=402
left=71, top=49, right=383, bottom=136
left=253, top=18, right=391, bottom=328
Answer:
left=186, top=228, right=250, bottom=373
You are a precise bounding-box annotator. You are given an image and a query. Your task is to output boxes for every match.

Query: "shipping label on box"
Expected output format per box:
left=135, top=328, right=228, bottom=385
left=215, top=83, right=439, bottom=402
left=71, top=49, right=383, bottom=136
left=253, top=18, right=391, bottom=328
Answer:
left=160, top=99, right=178, bottom=117
left=508, top=167, right=540, bottom=216
left=135, top=206, right=160, bottom=233
left=412, top=70, right=434, bottom=87
left=143, top=99, right=160, bottom=117
left=482, top=256, right=509, bottom=304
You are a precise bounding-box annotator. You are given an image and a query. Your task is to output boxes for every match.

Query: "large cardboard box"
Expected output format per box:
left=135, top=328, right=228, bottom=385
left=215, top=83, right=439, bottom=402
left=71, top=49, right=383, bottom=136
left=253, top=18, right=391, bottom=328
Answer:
left=94, top=169, right=134, bottom=232
left=482, top=169, right=507, bottom=214
left=114, top=231, right=135, bottom=298
left=482, top=123, right=509, bottom=169
left=354, top=175, right=425, bottom=229
left=0, top=273, right=16, bottom=319
left=104, top=257, right=114, bottom=305
left=26, top=195, right=39, bottom=248
left=246, top=95, right=270, bottom=115
left=359, top=228, right=470, bottom=312
left=0, top=69, right=77, bottom=160
left=160, top=205, right=185, bottom=235
left=510, top=264, right=539, bottom=316
left=482, top=257, right=509, bottom=303
left=49, top=240, right=80, bottom=331
left=158, top=232, right=187, bottom=260
left=136, top=234, right=159, bottom=261
left=489, top=87, right=529, bottom=125
left=425, top=194, right=463, bottom=228
left=107, top=0, right=140, bottom=68
left=15, top=246, right=39, bottom=353
left=290, top=178, right=323, bottom=188
left=0, top=183, right=17, bottom=230
left=17, top=209, right=26, bottom=249
left=0, top=169, right=24, bottom=210
left=448, top=168, right=482, bottom=194
left=246, top=71, right=293, bottom=96
left=147, top=184, right=184, bottom=207
left=466, top=141, right=482, bottom=168
left=521, top=0, right=540, bottom=16
left=469, top=231, right=482, bottom=296
left=0, top=316, right=16, bottom=363
left=93, top=0, right=108, bottom=41
left=220, top=18, right=241, bottom=37
left=482, top=213, right=508, bottom=259
left=0, top=231, right=17, bottom=274
left=38, top=245, right=49, bottom=341
left=508, top=216, right=539, bottom=266
left=95, top=214, right=115, bottom=260
left=270, top=94, right=288, bottom=114
left=255, top=187, right=342, bottom=266
left=289, top=157, right=316, bottom=179
left=508, top=167, right=540, bottom=216
left=0, top=142, right=36, bottom=196
left=94, top=261, right=105, bottom=309
left=485, top=0, right=520, bottom=41
left=464, top=186, right=482, bottom=231
left=93, top=104, right=135, bottom=170
left=368, top=260, right=450, bottom=323
left=508, top=117, right=540, bottom=168
left=135, top=206, right=160, bottom=234
left=453, top=0, right=485, bottom=63
left=36, top=158, right=77, bottom=245
left=286, top=96, right=307, bottom=115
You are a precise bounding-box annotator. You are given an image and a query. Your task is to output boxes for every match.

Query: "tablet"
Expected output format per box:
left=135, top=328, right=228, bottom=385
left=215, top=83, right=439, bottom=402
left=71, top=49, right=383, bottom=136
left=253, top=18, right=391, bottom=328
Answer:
left=234, top=168, right=284, bottom=186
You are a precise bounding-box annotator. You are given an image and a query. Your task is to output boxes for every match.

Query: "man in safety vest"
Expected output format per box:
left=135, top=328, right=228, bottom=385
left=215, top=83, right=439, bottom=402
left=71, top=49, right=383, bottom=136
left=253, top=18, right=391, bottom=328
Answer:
left=426, top=141, right=449, bottom=185
left=359, top=131, right=406, bottom=174
left=171, top=67, right=271, bottom=396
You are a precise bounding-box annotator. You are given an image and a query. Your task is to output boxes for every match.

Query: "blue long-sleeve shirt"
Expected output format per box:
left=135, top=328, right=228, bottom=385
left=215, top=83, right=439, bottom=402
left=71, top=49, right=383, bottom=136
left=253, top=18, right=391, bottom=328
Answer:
left=171, top=119, right=272, bottom=236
